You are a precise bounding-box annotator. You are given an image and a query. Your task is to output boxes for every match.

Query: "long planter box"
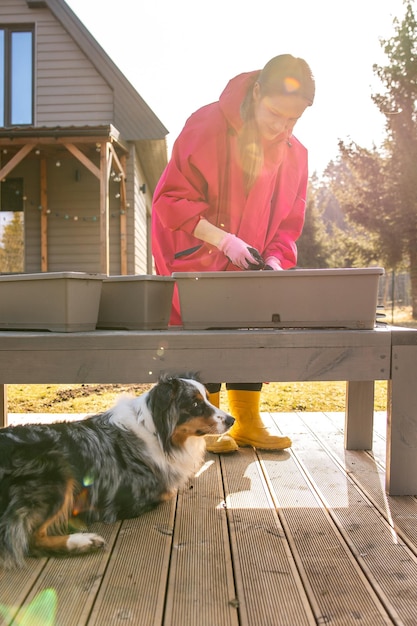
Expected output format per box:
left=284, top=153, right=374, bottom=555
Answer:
left=173, top=268, right=385, bottom=330
left=97, top=275, right=175, bottom=330
left=0, top=272, right=104, bottom=332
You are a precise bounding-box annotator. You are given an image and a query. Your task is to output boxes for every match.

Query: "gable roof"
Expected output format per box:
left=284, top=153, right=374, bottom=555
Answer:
left=27, top=0, right=168, bottom=142
left=26, top=0, right=168, bottom=192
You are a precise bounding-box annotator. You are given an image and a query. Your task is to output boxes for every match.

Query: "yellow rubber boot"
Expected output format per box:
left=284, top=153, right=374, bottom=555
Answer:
left=205, top=391, right=238, bottom=454
left=227, top=389, right=292, bottom=450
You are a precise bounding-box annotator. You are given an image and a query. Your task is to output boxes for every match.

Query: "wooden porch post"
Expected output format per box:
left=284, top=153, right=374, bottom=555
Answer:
left=0, top=384, right=7, bottom=428
left=119, top=155, right=128, bottom=274
left=99, top=143, right=111, bottom=275
left=40, top=157, right=48, bottom=271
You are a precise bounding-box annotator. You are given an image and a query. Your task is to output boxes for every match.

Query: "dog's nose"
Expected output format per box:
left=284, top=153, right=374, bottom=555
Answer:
left=225, top=415, right=235, bottom=428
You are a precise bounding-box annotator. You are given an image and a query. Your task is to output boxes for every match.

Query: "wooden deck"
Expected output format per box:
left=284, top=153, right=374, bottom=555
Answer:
left=2, top=410, right=417, bottom=626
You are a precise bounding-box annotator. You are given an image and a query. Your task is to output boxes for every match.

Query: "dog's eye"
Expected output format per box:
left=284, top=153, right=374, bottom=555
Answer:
left=193, top=401, right=198, bottom=408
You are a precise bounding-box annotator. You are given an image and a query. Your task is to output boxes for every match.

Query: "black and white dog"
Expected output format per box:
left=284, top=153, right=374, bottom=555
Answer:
left=0, top=374, right=234, bottom=568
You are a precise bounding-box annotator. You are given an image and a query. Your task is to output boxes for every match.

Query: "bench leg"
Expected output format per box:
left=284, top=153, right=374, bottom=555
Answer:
left=0, top=384, right=8, bottom=428
left=386, top=345, right=417, bottom=495
left=345, top=381, right=374, bottom=450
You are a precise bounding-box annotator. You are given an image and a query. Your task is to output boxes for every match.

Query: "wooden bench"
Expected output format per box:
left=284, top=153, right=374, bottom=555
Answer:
left=1, top=326, right=416, bottom=495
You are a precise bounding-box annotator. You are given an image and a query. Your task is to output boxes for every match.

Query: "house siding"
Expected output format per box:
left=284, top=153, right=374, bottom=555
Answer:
left=43, top=159, right=123, bottom=273
left=0, top=0, right=167, bottom=277
left=129, top=148, right=148, bottom=274
left=0, top=0, right=114, bottom=127
left=35, top=21, right=114, bottom=126
left=21, top=162, right=42, bottom=272
left=9, top=155, right=123, bottom=274
left=6, top=149, right=150, bottom=276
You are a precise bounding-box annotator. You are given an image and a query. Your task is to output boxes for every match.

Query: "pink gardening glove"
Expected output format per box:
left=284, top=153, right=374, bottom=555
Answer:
left=217, top=233, right=261, bottom=269
left=264, top=256, right=283, bottom=271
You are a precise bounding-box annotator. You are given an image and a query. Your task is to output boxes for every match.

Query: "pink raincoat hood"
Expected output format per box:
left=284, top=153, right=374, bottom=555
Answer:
left=218, top=71, right=258, bottom=131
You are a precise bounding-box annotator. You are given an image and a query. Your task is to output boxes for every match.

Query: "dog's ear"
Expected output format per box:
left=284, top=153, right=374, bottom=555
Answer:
left=158, top=372, right=201, bottom=384
left=189, top=371, right=201, bottom=383
left=148, top=377, right=183, bottom=451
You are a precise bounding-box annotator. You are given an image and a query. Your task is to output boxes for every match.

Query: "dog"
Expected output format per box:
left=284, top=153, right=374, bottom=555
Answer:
left=0, top=374, right=234, bottom=568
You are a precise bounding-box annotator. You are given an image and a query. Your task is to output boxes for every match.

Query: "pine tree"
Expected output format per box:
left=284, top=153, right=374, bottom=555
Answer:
left=327, top=1, right=417, bottom=317
left=297, top=178, right=332, bottom=268
left=372, top=0, right=417, bottom=316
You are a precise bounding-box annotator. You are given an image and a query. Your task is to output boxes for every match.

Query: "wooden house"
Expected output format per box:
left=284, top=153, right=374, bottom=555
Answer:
left=0, top=0, right=168, bottom=275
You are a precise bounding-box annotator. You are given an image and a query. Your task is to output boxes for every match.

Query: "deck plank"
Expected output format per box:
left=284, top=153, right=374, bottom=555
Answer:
left=87, top=502, right=176, bottom=626
left=276, top=411, right=417, bottom=625
left=163, top=455, right=238, bottom=626
left=10, top=522, right=121, bottom=626
left=221, top=447, right=315, bottom=626
left=0, top=558, right=47, bottom=624
left=258, top=414, right=392, bottom=625
left=301, top=411, right=417, bottom=555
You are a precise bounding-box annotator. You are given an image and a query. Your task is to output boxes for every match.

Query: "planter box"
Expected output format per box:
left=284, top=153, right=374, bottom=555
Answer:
left=173, top=268, right=385, bottom=330
left=0, top=272, right=104, bottom=332
left=97, top=275, right=175, bottom=330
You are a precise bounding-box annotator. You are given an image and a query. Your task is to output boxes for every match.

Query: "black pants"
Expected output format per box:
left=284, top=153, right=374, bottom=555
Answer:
left=205, top=382, right=262, bottom=393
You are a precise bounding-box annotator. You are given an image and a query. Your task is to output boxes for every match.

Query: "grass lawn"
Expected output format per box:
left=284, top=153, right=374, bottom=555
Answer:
left=5, top=380, right=390, bottom=415
left=6, top=307, right=416, bottom=415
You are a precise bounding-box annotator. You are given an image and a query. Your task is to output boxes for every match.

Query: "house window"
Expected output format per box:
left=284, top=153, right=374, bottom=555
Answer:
left=0, top=26, right=34, bottom=127
left=1, top=177, right=24, bottom=212
left=0, top=177, right=24, bottom=273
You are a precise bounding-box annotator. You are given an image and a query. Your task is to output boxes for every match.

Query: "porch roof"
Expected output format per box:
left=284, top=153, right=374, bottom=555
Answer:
left=0, top=125, right=167, bottom=197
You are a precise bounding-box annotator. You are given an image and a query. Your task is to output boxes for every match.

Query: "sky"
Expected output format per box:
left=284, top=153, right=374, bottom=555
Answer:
left=66, top=0, right=408, bottom=175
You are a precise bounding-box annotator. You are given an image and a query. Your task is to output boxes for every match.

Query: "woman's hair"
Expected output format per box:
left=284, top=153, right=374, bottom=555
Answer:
left=258, top=54, right=315, bottom=104
left=238, top=54, right=315, bottom=192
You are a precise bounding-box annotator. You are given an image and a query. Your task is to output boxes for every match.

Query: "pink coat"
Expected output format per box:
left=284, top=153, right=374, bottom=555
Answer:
left=152, top=71, right=310, bottom=324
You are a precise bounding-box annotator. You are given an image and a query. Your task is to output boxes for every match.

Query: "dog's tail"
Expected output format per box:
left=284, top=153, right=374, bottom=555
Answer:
left=0, top=512, right=31, bottom=569
left=0, top=443, right=76, bottom=568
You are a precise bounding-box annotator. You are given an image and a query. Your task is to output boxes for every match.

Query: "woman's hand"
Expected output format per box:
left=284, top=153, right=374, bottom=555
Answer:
left=193, top=218, right=264, bottom=269
left=264, top=256, right=283, bottom=271
left=217, top=233, right=262, bottom=269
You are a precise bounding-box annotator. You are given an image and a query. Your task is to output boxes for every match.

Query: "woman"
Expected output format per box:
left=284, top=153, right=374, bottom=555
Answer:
left=152, top=54, right=315, bottom=453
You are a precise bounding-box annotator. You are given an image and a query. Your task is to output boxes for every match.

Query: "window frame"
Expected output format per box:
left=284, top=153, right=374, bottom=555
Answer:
left=0, top=24, right=34, bottom=127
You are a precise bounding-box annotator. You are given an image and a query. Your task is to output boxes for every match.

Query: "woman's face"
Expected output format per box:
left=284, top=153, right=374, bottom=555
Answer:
left=253, top=82, right=310, bottom=142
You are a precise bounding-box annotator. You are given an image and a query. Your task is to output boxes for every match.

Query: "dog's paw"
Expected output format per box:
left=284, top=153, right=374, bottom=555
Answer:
left=67, top=532, right=106, bottom=553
